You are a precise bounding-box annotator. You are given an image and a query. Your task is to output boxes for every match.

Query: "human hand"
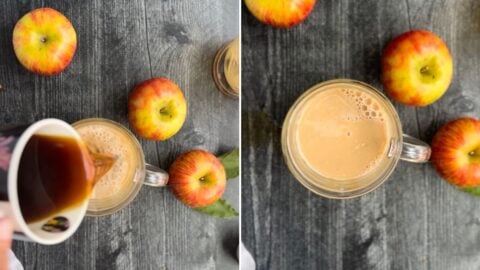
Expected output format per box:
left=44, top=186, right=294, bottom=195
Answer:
left=0, top=216, right=13, bottom=270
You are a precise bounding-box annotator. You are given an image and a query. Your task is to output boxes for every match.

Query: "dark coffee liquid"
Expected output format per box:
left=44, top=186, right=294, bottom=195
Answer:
left=18, top=135, right=96, bottom=223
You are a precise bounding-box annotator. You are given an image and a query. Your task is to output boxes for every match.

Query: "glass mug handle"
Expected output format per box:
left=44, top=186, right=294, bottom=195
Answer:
left=143, top=164, right=169, bottom=187
left=400, top=134, right=431, bottom=163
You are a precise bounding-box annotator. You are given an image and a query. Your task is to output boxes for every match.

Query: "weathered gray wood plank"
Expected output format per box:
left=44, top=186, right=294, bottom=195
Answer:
left=242, top=0, right=480, bottom=269
left=0, top=0, right=239, bottom=269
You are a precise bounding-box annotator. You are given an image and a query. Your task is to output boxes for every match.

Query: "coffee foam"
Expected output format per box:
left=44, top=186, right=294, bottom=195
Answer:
left=341, top=88, right=386, bottom=172
left=294, top=85, right=391, bottom=181
left=75, top=123, right=139, bottom=200
left=341, top=88, right=385, bottom=122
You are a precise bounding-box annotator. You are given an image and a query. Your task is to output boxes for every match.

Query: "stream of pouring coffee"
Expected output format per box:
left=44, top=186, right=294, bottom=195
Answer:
left=89, top=150, right=117, bottom=184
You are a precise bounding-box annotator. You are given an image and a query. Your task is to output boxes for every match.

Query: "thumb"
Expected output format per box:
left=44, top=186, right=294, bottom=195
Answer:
left=0, top=217, right=13, bottom=270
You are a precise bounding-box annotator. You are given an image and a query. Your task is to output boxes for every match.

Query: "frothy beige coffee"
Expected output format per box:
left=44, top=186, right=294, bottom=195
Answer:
left=294, top=86, right=392, bottom=180
left=283, top=80, right=404, bottom=198
left=73, top=119, right=144, bottom=214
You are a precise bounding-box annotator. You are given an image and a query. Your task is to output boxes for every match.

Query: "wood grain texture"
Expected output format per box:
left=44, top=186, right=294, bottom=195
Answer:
left=242, top=0, right=480, bottom=269
left=0, top=0, right=239, bottom=269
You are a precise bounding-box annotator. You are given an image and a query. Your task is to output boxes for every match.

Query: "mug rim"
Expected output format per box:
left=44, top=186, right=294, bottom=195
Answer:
left=281, top=79, right=404, bottom=199
left=8, top=118, right=89, bottom=245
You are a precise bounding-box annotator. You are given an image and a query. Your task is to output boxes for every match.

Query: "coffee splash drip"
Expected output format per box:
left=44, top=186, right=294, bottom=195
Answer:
left=89, top=150, right=117, bottom=184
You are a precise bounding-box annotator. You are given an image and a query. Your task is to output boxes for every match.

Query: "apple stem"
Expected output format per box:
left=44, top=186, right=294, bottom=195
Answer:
left=41, top=36, right=48, bottom=43
left=468, top=148, right=480, bottom=157
left=159, top=107, right=168, bottom=115
left=420, top=66, right=435, bottom=79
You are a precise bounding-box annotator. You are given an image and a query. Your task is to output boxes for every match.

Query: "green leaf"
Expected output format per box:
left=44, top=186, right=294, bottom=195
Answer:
left=219, top=149, right=239, bottom=180
left=460, top=186, right=480, bottom=196
left=194, top=199, right=238, bottom=219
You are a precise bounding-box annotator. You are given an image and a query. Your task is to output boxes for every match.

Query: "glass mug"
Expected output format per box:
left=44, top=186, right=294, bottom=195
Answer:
left=72, top=118, right=169, bottom=216
left=212, top=37, right=240, bottom=98
left=281, top=79, right=431, bottom=199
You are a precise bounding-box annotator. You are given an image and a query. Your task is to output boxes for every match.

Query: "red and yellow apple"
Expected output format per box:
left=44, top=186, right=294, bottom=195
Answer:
left=244, top=0, right=316, bottom=28
left=128, top=77, right=187, bottom=141
left=381, top=30, right=453, bottom=106
left=13, top=8, right=77, bottom=76
left=168, top=150, right=226, bottom=208
left=431, top=117, right=480, bottom=188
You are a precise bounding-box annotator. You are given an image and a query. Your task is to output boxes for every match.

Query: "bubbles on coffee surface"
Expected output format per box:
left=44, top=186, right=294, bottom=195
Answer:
left=341, top=88, right=385, bottom=122
left=365, top=157, right=381, bottom=171
left=76, top=124, right=137, bottom=200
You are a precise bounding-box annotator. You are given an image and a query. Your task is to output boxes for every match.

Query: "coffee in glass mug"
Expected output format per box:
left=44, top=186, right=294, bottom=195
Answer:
left=72, top=118, right=168, bottom=216
left=282, top=79, right=431, bottom=199
left=212, top=37, right=240, bottom=98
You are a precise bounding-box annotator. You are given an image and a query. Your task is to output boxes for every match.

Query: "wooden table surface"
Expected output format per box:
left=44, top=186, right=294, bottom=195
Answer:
left=242, top=0, right=480, bottom=269
left=0, top=1, right=239, bottom=269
